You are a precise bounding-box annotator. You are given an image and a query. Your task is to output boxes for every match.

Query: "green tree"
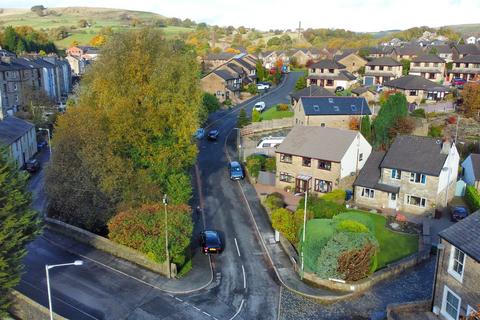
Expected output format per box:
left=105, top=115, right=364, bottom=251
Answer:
left=3, top=26, right=18, bottom=51
left=295, top=76, right=306, bottom=90
left=0, top=148, right=41, bottom=316
left=360, top=115, right=372, bottom=142
left=429, top=47, right=438, bottom=55
left=251, top=109, right=261, bottom=122
left=237, top=108, right=250, bottom=128
left=271, top=208, right=296, bottom=243
left=202, top=92, right=220, bottom=113
left=256, top=61, right=266, bottom=81
left=401, top=59, right=411, bottom=75
left=246, top=83, right=258, bottom=95
left=372, top=93, right=408, bottom=148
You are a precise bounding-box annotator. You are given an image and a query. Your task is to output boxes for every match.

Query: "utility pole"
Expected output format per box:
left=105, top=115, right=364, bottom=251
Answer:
left=163, top=194, right=171, bottom=278
left=300, top=180, right=308, bottom=279
left=296, top=21, right=303, bottom=40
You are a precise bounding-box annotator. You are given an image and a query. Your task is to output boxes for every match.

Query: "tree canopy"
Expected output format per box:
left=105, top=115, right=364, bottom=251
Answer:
left=372, top=93, right=408, bottom=149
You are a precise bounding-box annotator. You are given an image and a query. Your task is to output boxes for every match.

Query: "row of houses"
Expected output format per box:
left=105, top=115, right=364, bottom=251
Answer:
left=65, top=45, right=100, bottom=76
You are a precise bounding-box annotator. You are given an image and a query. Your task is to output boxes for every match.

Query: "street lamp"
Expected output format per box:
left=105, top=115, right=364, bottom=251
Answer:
left=300, top=181, right=309, bottom=280
left=45, top=260, right=83, bottom=320
left=38, top=127, right=52, bottom=155
left=163, top=194, right=171, bottom=279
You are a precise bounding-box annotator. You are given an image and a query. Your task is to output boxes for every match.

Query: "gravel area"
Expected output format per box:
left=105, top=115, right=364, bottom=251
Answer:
left=279, top=256, right=436, bottom=320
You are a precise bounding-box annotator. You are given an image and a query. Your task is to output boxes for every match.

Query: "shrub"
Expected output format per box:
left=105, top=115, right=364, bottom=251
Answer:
left=246, top=83, right=258, bottom=95
left=336, top=220, right=369, bottom=233
left=321, top=189, right=346, bottom=204
left=446, top=115, right=457, bottom=124
left=245, top=154, right=265, bottom=178
left=224, top=99, right=232, bottom=106
left=276, top=103, right=290, bottom=111
left=428, top=125, right=443, bottom=137
left=297, top=195, right=345, bottom=219
left=333, top=212, right=375, bottom=233
left=264, top=192, right=285, bottom=211
left=251, top=109, right=261, bottom=122
left=410, top=108, right=426, bottom=118
left=237, top=108, right=250, bottom=128
left=271, top=208, right=296, bottom=244
left=465, top=185, right=480, bottom=212
left=202, top=93, right=220, bottom=113
left=302, top=219, right=337, bottom=271
left=264, top=157, right=276, bottom=172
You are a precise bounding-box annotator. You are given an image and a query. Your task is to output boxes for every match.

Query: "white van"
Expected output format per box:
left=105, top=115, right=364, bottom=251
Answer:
left=256, top=136, right=285, bottom=149
left=253, top=101, right=266, bottom=112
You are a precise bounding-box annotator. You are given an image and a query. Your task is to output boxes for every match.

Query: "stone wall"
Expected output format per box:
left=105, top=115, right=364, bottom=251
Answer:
left=240, top=118, right=293, bottom=136
left=8, top=289, right=67, bottom=320
left=45, top=218, right=174, bottom=277
left=386, top=300, right=431, bottom=320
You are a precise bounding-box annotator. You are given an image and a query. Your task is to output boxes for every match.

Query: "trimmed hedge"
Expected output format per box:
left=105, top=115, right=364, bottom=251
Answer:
left=271, top=208, right=296, bottom=244
left=264, top=192, right=285, bottom=211
left=465, top=185, right=480, bottom=212
left=297, top=192, right=346, bottom=219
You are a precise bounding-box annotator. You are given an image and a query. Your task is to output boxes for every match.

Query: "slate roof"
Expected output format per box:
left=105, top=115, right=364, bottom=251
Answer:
left=276, top=126, right=358, bottom=162
left=307, top=70, right=356, bottom=81
left=290, top=85, right=334, bottom=101
left=0, top=117, right=35, bottom=146
left=427, top=45, right=452, bottom=54
left=205, top=52, right=236, bottom=61
left=299, top=96, right=371, bottom=116
left=439, top=211, right=480, bottom=262
left=454, top=44, right=480, bottom=55
left=353, top=151, right=400, bottom=193
left=366, top=57, right=402, bottom=67
left=468, top=153, right=480, bottom=180
left=233, top=58, right=255, bottom=70
left=456, top=54, right=480, bottom=63
left=384, top=75, right=449, bottom=91
left=380, top=135, right=449, bottom=176
left=393, top=45, right=425, bottom=56
left=11, top=57, right=44, bottom=69
left=213, top=69, right=238, bottom=80
left=412, top=54, right=445, bottom=63
left=31, top=58, right=55, bottom=69
left=351, top=86, right=376, bottom=95
left=310, top=59, right=346, bottom=69
left=334, top=49, right=357, bottom=61
left=225, top=63, right=244, bottom=75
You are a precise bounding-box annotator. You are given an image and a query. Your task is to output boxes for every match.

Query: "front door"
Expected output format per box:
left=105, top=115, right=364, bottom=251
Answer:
left=388, top=193, right=397, bottom=209
left=295, top=178, right=308, bottom=193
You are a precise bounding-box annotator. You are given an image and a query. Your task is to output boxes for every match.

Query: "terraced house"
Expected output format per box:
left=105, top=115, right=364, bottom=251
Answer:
left=353, top=136, right=459, bottom=215
left=409, top=54, right=446, bottom=82
left=448, top=55, right=480, bottom=82
left=363, top=57, right=402, bottom=86
left=306, top=59, right=356, bottom=90
left=275, top=126, right=371, bottom=194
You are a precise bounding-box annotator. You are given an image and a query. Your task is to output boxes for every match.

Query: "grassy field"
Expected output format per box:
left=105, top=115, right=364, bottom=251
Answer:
left=261, top=105, right=294, bottom=121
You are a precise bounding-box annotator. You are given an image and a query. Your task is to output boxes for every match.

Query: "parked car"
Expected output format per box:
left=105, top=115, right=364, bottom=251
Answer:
left=207, top=129, right=220, bottom=140
left=256, top=136, right=285, bottom=149
left=25, top=159, right=40, bottom=173
left=450, top=206, right=468, bottom=222
left=199, top=230, right=223, bottom=254
left=253, top=101, right=266, bottom=112
left=37, top=140, right=48, bottom=149
left=257, top=83, right=269, bottom=90
left=452, top=77, right=466, bottom=87
left=228, top=161, right=244, bottom=180
left=195, top=128, right=205, bottom=139
left=335, top=86, right=344, bottom=93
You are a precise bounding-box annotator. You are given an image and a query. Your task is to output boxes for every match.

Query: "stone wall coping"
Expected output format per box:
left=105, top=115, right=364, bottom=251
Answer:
left=8, top=289, right=67, bottom=320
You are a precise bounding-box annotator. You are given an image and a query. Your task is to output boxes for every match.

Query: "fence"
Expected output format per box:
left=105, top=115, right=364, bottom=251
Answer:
left=240, top=118, right=293, bottom=136
left=417, top=101, right=455, bottom=113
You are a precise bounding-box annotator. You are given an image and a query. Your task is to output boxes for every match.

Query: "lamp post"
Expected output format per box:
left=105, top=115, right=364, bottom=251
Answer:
left=163, top=194, right=171, bottom=279
left=38, top=127, right=52, bottom=155
left=45, top=260, right=83, bottom=320
left=300, top=181, right=308, bottom=279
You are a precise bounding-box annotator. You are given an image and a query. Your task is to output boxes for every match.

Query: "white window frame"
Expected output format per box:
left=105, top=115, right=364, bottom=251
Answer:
left=361, top=188, right=375, bottom=199
left=391, top=169, right=401, bottom=180
left=467, top=305, right=477, bottom=319
left=448, top=246, right=466, bottom=283
left=406, top=194, right=427, bottom=207
left=410, top=172, right=426, bottom=184
left=441, top=285, right=461, bottom=320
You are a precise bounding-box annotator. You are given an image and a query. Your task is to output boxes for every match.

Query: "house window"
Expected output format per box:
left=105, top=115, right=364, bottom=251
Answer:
left=311, top=68, right=316, bottom=73
left=328, top=69, right=334, bottom=73
left=448, top=246, right=466, bottom=282
left=406, top=195, right=426, bottom=207
left=216, top=91, right=221, bottom=96
left=279, top=172, right=294, bottom=183
left=409, top=90, right=418, bottom=96
left=314, top=179, right=332, bottom=193
left=441, top=286, right=461, bottom=320
left=391, top=169, right=401, bottom=180
left=326, top=79, right=334, bottom=86
left=320, top=123, right=325, bottom=127
left=361, top=188, right=375, bottom=198
left=410, top=172, right=426, bottom=184
left=318, top=160, right=331, bottom=171
left=359, top=153, right=363, bottom=161
left=280, top=153, right=292, bottom=164
left=302, top=157, right=311, bottom=167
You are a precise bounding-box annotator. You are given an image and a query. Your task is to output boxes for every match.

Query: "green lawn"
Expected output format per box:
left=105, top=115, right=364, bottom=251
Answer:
left=261, top=106, right=294, bottom=121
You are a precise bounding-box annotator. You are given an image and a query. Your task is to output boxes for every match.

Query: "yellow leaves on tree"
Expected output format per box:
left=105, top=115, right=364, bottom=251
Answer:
left=70, top=40, right=79, bottom=47
left=90, top=34, right=107, bottom=47
left=462, top=82, right=480, bottom=119
left=225, top=47, right=240, bottom=54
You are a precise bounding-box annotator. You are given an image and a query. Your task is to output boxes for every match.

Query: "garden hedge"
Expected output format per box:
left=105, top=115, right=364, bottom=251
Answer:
left=465, top=185, right=480, bottom=212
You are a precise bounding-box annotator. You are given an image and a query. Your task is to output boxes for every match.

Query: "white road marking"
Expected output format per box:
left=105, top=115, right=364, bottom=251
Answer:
left=192, top=305, right=201, bottom=311
left=234, top=237, right=241, bottom=257
left=202, top=311, right=212, bottom=316
left=242, top=265, right=247, bottom=289
left=175, top=297, right=183, bottom=302
left=228, top=299, right=245, bottom=320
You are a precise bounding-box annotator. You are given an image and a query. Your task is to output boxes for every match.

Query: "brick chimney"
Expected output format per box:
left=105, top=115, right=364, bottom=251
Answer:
left=441, top=137, right=451, bottom=155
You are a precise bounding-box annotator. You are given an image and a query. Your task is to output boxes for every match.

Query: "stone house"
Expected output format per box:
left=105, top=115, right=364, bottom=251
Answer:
left=0, top=60, right=23, bottom=117
left=351, top=86, right=378, bottom=103
left=275, top=126, right=372, bottom=194
left=306, top=59, right=356, bottom=90
left=353, top=136, right=459, bottom=215
left=383, top=75, right=449, bottom=104
left=202, top=52, right=236, bottom=73
left=334, top=51, right=367, bottom=74
left=427, top=45, right=454, bottom=62
left=31, top=58, right=58, bottom=102
left=452, top=44, right=480, bottom=60
left=448, top=55, right=480, bottom=82
left=229, top=57, right=257, bottom=84
left=390, top=45, right=425, bottom=61
left=431, top=212, right=480, bottom=320
left=290, top=49, right=311, bottom=66
left=66, top=45, right=99, bottom=61
left=364, top=46, right=390, bottom=59
left=260, top=51, right=290, bottom=69
left=200, top=69, right=241, bottom=102
left=0, top=116, right=37, bottom=169
left=293, top=96, right=371, bottom=129
left=409, top=54, right=446, bottom=82
left=290, top=85, right=333, bottom=105
left=461, top=153, right=480, bottom=191
left=66, top=55, right=87, bottom=76
left=364, top=57, right=403, bottom=86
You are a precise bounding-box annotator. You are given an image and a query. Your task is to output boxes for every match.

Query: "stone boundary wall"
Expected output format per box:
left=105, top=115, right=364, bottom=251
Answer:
left=240, top=118, right=293, bottom=136
left=8, top=289, right=67, bottom=320
left=45, top=218, right=174, bottom=277
left=386, top=299, right=431, bottom=320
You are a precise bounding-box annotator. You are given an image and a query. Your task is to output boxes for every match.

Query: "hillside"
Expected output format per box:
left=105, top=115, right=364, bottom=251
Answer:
left=0, top=7, right=193, bottom=48
left=445, top=23, right=480, bottom=36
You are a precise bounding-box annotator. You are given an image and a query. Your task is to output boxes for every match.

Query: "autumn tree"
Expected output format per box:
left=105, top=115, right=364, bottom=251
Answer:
left=462, top=82, right=480, bottom=118
left=90, top=34, right=106, bottom=47
left=45, top=29, right=202, bottom=233
left=0, top=148, right=41, bottom=316
left=271, top=208, right=296, bottom=244
left=372, top=93, right=408, bottom=148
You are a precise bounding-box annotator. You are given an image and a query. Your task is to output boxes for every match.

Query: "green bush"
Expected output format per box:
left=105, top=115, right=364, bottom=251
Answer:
left=246, top=83, right=258, bottom=95
left=428, top=125, right=443, bottom=137
left=251, top=109, right=261, bottom=122
left=297, top=195, right=345, bottom=219
left=333, top=212, right=375, bottom=233
left=410, top=108, right=426, bottom=118
left=336, top=220, right=369, bottom=233
left=322, top=189, right=346, bottom=204
left=246, top=154, right=265, bottom=178
left=224, top=99, right=232, bottom=106
left=302, top=219, right=337, bottom=272
left=276, top=103, right=290, bottom=111
left=202, top=93, right=220, bottom=113
left=271, top=208, right=296, bottom=244
left=264, top=192, right=285, bottom=211
left=465, top=185, right=480, bottom=212
left=264, top=157, right=276, bottom=172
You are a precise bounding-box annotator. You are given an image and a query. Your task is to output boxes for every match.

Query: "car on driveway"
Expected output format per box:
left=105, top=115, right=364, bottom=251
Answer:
left=207, top=129, right=219, bottom=141
left=229, top=161, right=244, bottom=180
left=450, top=206, right=468, bottom=222
left=452, top=77, right=466, bottom=87
left=199, top=230, right=223, bottom=254
left=253, top=101, right=266, bottom=112
left=257, top=82, right=271, bottom=90
left=25, top=159, right=41, bottom=173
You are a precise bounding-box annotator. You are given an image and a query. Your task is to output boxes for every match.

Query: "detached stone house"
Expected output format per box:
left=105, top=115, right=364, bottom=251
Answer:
left=390, top=45, right=425, bottom=61
left=307, top=59, right=356, bottom=90
left=293, top=96, right=371, bottom=130
left=383, top=75, right=449, bottom=104
left=431, top=212, right=480, bottom=320
left=427, top=45, right=454, bottom=62
left=353, top=136, right=459, bottom=215
left=351, top=86, right=378, bottom=103
left=364, top=57, right=402, bottom=86
left=275, top=126, right=372, bottom=194
left=334, top=51, right=367, bottom=74
left=202, top=52, right=236, bottom=73
left=452, top=44, right=480, bottom=60
left=409, top=54, right=446, bottom=82
left=0, top=116, right=37, bottom=169
left=448, top=55, right=480, bottom=82
left=290, top=85, right=333, bottom=105
left=462, top=153, right=480, bottom=191
left=200, top=69, right=241, bottom=102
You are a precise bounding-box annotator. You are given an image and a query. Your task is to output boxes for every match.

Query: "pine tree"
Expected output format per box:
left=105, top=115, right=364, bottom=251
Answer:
left=360, top=115, right=372, bottom=142
left=0, top=148, right=41, bottom=316
left=237, top=108, right=250, bottom=128
left=372, top=93, right=408, bottom=149
left=295, top=76, right=306, bottom=90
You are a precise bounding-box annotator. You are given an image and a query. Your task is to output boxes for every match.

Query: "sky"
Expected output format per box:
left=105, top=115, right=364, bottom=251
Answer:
left=4, top=0, right=480, bottom=32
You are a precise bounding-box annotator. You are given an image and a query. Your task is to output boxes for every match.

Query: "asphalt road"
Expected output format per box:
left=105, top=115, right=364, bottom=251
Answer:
left=16, top=71, right=303, bottom=320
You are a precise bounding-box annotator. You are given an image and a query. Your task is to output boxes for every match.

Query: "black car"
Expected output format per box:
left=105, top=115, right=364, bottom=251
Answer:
left=199, top=230, right=223, bottom=254
left=335, top=86, right=345, bottom=93
left=207, top=129, right=220, bottom=141
left=450, top=206, right=468, bottom=222
left=25, top=159, right=41, bottom=173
